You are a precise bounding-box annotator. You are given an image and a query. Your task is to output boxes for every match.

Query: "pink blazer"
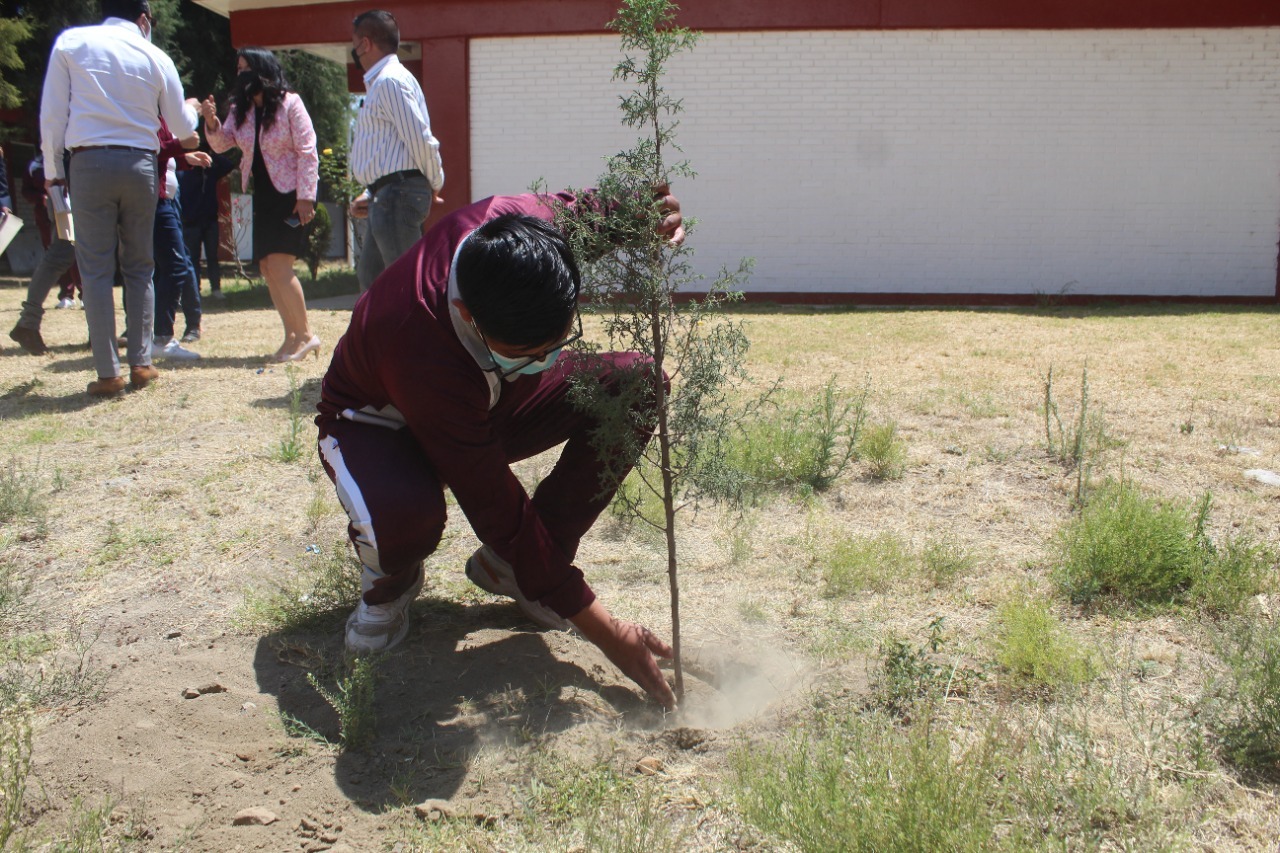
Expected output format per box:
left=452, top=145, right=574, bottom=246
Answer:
left=207, top=91, right=319, bottom=201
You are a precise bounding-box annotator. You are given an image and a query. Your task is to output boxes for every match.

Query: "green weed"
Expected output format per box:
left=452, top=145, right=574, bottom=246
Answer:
left=873, top=617, right=985, bottom=716
left=920, top=538, right=976, bottom=588
left=993, top=596, right=1097, bottom=692
left=274, top=367, right=307, bottom=463
left=858, top=421, right=906, bottom=481
left=307, top=654, right=380, bottom=751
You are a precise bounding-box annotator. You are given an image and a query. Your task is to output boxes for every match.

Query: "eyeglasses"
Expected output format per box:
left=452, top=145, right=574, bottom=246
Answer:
left=473, top=312, right=583, bottom=378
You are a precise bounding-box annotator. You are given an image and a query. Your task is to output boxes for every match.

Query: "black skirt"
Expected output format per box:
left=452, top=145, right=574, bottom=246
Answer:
left=250, top=112, right=308, bottom=261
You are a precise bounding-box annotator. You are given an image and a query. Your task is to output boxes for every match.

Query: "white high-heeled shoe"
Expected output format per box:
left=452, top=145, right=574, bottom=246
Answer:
left=277, top=334, right=321, bottom=363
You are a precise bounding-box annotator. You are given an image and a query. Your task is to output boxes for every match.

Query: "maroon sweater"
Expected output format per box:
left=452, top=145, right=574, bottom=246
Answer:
left=317, top=191, right=595, bottom=618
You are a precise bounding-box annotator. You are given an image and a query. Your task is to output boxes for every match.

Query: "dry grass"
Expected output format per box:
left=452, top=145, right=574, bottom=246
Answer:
left=1, top=280, right=1278, bottom=849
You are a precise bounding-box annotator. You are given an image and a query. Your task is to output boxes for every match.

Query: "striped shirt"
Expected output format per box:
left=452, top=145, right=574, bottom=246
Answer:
left=351, top=54, right=444, bottom=191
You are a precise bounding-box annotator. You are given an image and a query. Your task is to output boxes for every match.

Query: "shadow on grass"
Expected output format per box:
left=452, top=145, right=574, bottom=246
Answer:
left=249, top=376, right=322, bottom=411
left=253, top=597, right=644, bottom=812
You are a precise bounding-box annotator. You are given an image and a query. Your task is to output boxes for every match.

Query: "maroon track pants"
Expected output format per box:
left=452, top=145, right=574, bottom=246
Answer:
left=317, top=352, right=657, bottom=606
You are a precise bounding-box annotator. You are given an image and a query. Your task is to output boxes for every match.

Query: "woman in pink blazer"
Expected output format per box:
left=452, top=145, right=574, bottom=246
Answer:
left=202, top=47, right=321, bottom=362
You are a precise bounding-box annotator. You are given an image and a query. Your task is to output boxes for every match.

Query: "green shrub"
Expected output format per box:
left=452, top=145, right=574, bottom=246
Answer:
left=1204, top=617, right=1280, bottom=779
left=920, top=539, right=976, bottom=588
left=1055, top=481, right=1272, bottom=612
left=302, top=201, right=333, bottom=281
left=993, top=596, right=1097, bottom=692
left=236, top=540, right=361, bottom=633
left=725, top=377, right=866, bottom=496
left=0, top=457, right=46, bottom=530
left=859, top=421, right=906, bottom=481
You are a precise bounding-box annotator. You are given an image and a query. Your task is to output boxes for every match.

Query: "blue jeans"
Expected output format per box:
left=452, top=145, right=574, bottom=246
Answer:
left=183, top=217, right=221, bottom=292
left=70, top=148, right=157, bottom=376
left=356, top=175, right=434, bottom=290
left=153, top=197, right=200, bottom=340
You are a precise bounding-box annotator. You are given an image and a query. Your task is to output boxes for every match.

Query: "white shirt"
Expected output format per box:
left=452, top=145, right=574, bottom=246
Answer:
left=350, top=54, right=444, bottom=191
left=40, top=18, right=196, bottom=180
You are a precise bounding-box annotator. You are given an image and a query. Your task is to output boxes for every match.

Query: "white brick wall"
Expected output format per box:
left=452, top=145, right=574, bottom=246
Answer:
left=470, top=29, right=1280, bottom=298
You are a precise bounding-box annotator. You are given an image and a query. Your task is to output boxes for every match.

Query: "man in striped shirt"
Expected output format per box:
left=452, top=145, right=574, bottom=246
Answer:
left=348, top=10, right=445, bottom=290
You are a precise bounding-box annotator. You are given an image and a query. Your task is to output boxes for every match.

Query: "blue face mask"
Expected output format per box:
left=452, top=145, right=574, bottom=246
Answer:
left=490, top=347, right=564, bottom=376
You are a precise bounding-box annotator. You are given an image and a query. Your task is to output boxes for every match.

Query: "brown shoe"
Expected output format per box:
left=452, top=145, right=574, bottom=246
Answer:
left=8, top=326, right=48, bottom=356
left=87, top=376, right=126, bottom=397
left=129, top=364, right=159, bottom=389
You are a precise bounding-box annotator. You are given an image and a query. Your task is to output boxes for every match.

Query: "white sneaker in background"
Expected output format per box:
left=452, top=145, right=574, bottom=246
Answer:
left=155, top=338, right=201, bottom=361
left=55, top=297, right=74, bottom=309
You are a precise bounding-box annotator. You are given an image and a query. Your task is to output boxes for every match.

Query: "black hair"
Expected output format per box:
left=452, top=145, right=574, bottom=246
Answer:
left=455, top=214, right=580, bottom=348
left=102, top=0, right=150, bottom=21
left=352, top=10, right=400, bottom=54
left=230, top=47, right=289, bottom=132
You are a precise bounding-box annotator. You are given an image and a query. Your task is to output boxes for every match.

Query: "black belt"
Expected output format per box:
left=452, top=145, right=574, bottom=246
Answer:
left=368, top=169, right=424, bottom=195
left=70, top=145, right=153, bottom=155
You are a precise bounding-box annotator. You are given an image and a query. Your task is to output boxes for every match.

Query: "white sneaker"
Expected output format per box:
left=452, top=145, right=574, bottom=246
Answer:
left=465, top=545, right=570, bottom=631
left=345, top=566, right=424, bottom=653
left=155, top=338, right=201, bottom=360
left=55, top=297, right=74, bottom=309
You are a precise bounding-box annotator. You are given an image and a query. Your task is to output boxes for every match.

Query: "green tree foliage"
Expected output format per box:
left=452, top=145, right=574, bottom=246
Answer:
left=556, top=0, right=753, bottom=700
left=0, top=16, right=31, bottom=111
left=279, top=50, right=352, bottom=152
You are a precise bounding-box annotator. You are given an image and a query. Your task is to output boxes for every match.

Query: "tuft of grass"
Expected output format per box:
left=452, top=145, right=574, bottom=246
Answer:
left=236, top=540, right=362, bottom=633
left=731, top=709, right=1008, bottom=853
left=821, top=533, right=972, bottom=596
left=920, top=538, right=976, bottom=588
left=0, top=457, right=48, bottom=532
left=820, top=532, right=914, bottom=596
left=1203, top=616, right=1280, bottom=779
left=307, top=654, right=380, bottom=751
left=992, top=596, right=1097, bottom=692
left=858, top=421, right=906, bottom=481
left=1054, top=480, right=1273, bottom=612
left=724, top=377, right=867, bottom=497
left=0, top=710, right=32, bottom=850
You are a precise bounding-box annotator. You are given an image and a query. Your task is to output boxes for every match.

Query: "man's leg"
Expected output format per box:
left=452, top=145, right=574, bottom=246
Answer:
left=370, top=178, right=434, bottom=267
left=354, top=216, right=385, bottom=292
left=202, top=219, right=222, bottom=293
left=71, top=151, right=131, bottom=378
left=317, top=418, right=448, bottom=605
left=116, top=153, right=159, bottom=369
left=152, top=198, right=185, bottom=344
left=15, top=236, right=77, bottom=331
left=492, top=352, right=660, bottom=561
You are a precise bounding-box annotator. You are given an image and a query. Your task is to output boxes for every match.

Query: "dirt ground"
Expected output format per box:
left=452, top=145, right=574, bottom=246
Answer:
left=0, top=279, right=1278, bottom=850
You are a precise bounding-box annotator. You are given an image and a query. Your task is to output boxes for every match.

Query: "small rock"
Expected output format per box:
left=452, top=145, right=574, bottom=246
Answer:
left=232, top=807, right=278, bottom=826
left=181, top=688, right=201, bottom=699
left=165, top=630, right=182, bottom=639
left=414, top=799, right=453, bottom=822
left=236, top=752, right=252, bottom=762
left=943, top=445, right=963, bottom=455
left=320, top=833, right=339, bottom=843
left=299, top=817, right=318, bottom=832
left=305, top=843, right=332, bottom=853
left=291, top=785, right=302, bottom=793
left=1244, top=469, right=1280, bottom=488
left=241, top=702, right=257, bottom=712
left=635, top=756, right=663, bottom=776
left=198, top=683, right=227, bottom=695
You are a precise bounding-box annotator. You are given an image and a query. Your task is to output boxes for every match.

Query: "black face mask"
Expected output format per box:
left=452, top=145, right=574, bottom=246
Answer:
left=237, top=70, right=262, bottom=98
left=350, top=46, right=364, bottom=70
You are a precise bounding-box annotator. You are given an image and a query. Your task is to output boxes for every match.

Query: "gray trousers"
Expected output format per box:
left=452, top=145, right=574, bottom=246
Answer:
left=355, top=174, right=434, bottom=291
left=16, top=208, right=78, bottom=331
left=69, top=148, right=158, bottom=378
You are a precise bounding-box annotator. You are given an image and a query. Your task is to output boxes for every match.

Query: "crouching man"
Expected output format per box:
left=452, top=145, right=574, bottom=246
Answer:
left=316, top=188, right=683, bottom=710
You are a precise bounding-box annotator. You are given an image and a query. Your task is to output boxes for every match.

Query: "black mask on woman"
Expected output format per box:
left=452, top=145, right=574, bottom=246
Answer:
left=237, top=70, right=263, bottom=98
